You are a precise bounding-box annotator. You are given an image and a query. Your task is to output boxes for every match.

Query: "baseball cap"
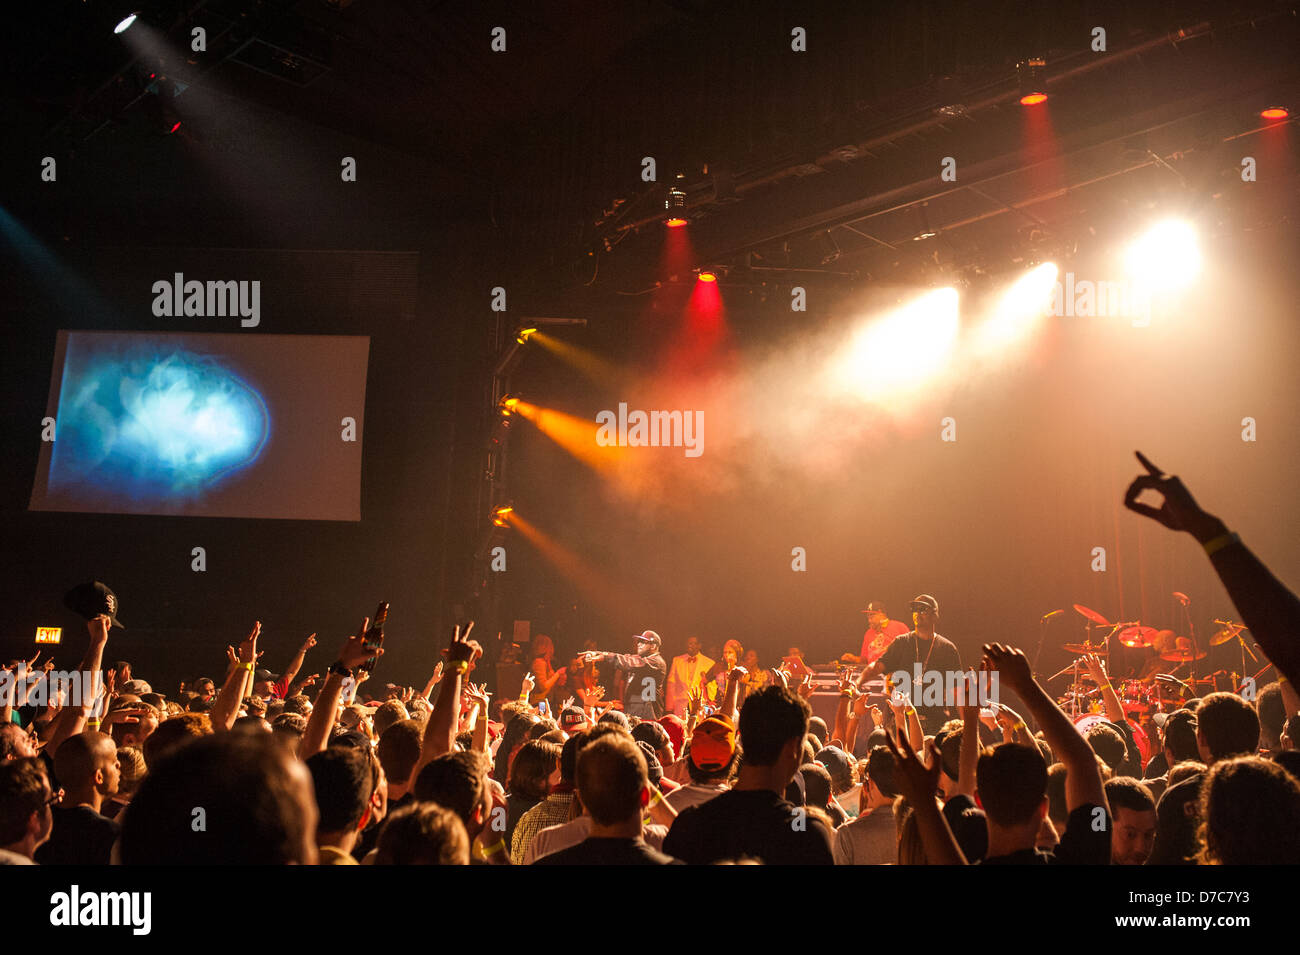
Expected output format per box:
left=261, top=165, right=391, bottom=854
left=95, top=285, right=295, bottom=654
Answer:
left=64, top=580, right=125, bottom=629
left=253, top=669, right=278, bottom=683
left=859, top=601, right=888, bottom=615
left=633, top=630, right=662, bottom=649
left=119, top=679, right=152, bottom=697
left=909, top=594, right=939, bottom=614
left=689, top=715, right=737, bottom=770
left=559, top=706, right=587, bottom=731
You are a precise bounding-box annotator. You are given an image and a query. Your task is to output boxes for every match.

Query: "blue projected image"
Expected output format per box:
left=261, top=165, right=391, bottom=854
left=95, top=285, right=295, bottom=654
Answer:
left=50, top=341, right=270, bottom=500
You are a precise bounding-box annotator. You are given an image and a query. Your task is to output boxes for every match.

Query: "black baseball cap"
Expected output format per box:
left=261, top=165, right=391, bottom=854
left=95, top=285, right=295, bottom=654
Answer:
left=64, top=580, right=125, bottom=629
left=909, top=594, right=939, bottom=614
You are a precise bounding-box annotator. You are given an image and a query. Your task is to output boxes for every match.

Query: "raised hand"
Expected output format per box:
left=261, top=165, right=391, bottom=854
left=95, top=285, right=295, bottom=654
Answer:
left=237, top=622, right=261, bottom=664
left=1082, top=652, right=1108, bottom=686
left=883, top=729, right=943, bottom=804
left=431, top=662, right=444, bottom=685
left=520, top=672, right=536, bottom=695
left=448, top=622, right=481, bottom=666
left=728, top=666, right=748, bottom=683
left=981, top=643, right=1035, bottom=697
left=298, top=673, right=319, bottom=690
left=337, top=618, right=378, bottom=671
left=1123, top=451, right=1222, bottom=540
left=560, top=695, right=575, bottom=711
left=87, top=614, right=110, bottom=646
left=226, top=645, right=239, bottom=667
left=301, top=633, right=318, bottom=652
left=797, top=673, right=815, bottom=700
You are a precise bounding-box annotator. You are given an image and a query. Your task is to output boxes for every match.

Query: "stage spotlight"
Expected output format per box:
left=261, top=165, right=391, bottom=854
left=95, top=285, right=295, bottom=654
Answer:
left=114, top=12, right=139, bottom=34
left=1017, top=57, right=1047, bottom=105
left=664, top=174, right=688, bottom=227
left=1124, top=220, right=1200, bottom=292
left=1260, top=106, right=1289, bottom=120
left=974, top=262, right=1057, bottom=356
left=515, top=326, right=537, bottom=345
left=498, top=395, right=520, bottom=417
left=834, top=288, right=960, bottom=400
left=492, top=505, right=514, bottom=527
left=698, top=271, right=717, bottom=283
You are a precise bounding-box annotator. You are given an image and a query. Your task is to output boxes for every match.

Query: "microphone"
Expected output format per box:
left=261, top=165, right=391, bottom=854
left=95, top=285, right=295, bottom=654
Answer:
left=1173, top=591, right=1191, bottom=606
left=1041, top=610, right=1064, bottom=620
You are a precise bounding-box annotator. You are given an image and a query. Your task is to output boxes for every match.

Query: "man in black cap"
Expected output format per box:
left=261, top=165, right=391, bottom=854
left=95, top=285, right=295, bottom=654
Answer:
left=861, top=594, right=961, bottom=733
left=580, top=631, right=666, bottom=719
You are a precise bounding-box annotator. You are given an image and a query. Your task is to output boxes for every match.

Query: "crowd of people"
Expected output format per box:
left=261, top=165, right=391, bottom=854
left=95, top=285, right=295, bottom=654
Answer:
left=2, top=452, right=1299, bottom=865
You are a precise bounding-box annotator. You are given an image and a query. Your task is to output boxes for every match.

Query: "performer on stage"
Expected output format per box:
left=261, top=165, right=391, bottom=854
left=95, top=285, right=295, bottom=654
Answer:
left=841, top=600, right=910, bottom=666
left=581, top=630, right=668, bottom=719
left=860, top=594, right=961, bottom=732
left=665, top=635, right=714, bottom=718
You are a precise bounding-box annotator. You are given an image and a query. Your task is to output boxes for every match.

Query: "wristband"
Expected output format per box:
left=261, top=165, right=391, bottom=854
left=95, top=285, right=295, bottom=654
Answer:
left=650, top=789, right=665, bottom=805
left=1100, top=683, right=1113, bottom=692
left=328, top=662, right=352, bottom=678
left=1203, top=531, right=1240, bottom=556
left=450, top=660, right=470, bottom=676
left=240, top=662, right=255, bottom=672
left=1012, top=721, right=1027, bottom=733
left=86, top=718, right=101, bottom=728
left=481, top=839, right=505, bottom=857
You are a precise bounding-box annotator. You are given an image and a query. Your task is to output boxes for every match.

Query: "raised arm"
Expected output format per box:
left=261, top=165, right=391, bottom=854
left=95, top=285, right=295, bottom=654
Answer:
left=984, top=643, right=1105, bottom=812
left=211, top=622, right=259, bottom=732
left=721, top=666, right=746, bottom=727
left=47, top=615, right=110, bottom=756
left=885, top=731, right=967, bottom=865
left=277, top=633, right=316, bottom=695
left=301, top=620, right=375, bottom=758
left=417, top=625, right=480, bottom=774
left=1125, top=450, right=1300, bottom=686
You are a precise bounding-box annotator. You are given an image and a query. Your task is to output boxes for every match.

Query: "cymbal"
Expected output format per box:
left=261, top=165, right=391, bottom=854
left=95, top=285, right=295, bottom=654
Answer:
left=1117, top=625, right=1157, bottom=648
left=1062, top=642, right=1108, bottom=654
left=1161, top=648, right=1208, bottom=662
left=1210, top=622, right=1246, bottom=647
left=1073, top=604, right=1110, bottom=626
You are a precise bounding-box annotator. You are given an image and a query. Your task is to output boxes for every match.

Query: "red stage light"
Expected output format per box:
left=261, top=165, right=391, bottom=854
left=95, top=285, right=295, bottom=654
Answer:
left=168, top=121, right=182, bottom=134
left=1020, top=92, right=1048, bottom=106
left=1261, top=107, right=1288, bottom=120
left=698, top=271, right=716, bottom=282
left=665, top=217, right=688, bottom=228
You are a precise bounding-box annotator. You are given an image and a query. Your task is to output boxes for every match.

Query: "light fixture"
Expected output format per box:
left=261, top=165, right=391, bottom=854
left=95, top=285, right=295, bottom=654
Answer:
left=664, top=174, right=687, bottom=226
left=1017, top=57, right=1047, bottom=106
left=114, top=12, right=139, bottom=34
left=515, top=326, right=537, bottom=345
left=1260, top=106, right=1288, bottom=120
left=698, top=271, right=717, bottom=283
left=498, top=395, right=520, bottom=417
left=492, top=505, right=514, bottom=527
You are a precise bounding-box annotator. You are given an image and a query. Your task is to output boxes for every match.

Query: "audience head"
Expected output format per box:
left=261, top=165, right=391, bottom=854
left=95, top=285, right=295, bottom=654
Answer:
left=1199, top=755, right=1300, bottom=864
left=1104, top=776, right=1156, bottom=865
left=1195, top=693, right=1260, bottom=763
left=373, top=803, right=469, bottom=865
left=119, top=733, right=318, bottom=864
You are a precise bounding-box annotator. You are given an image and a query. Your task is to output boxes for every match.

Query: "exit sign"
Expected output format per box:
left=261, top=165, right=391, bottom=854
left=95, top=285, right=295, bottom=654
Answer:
left=35, top=627, right=62, bottom=645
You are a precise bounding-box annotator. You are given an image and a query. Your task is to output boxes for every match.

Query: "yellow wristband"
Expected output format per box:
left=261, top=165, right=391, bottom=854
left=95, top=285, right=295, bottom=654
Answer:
left=1012, top=721, right=1027, bottom=733
left=1203, top=532, right=1240, bottom=556
left=240, top=662, right=254, bottom=672
left=482, top=840, right=505, bottom=857
left=1100, top=683, right=1113, bottom=692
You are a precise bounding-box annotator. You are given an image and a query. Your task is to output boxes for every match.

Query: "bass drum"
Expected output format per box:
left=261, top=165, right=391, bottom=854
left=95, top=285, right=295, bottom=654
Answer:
left=1072, top=713, right=1152, bottom=770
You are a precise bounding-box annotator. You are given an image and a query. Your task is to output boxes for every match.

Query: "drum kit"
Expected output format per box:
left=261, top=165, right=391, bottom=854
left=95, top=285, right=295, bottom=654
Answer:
left=1042, top=602, right=1268, bottom=769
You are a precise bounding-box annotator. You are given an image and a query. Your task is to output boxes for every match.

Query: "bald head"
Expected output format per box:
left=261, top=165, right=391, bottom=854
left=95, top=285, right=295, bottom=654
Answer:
left=54, top=732, right=119, bottom=798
